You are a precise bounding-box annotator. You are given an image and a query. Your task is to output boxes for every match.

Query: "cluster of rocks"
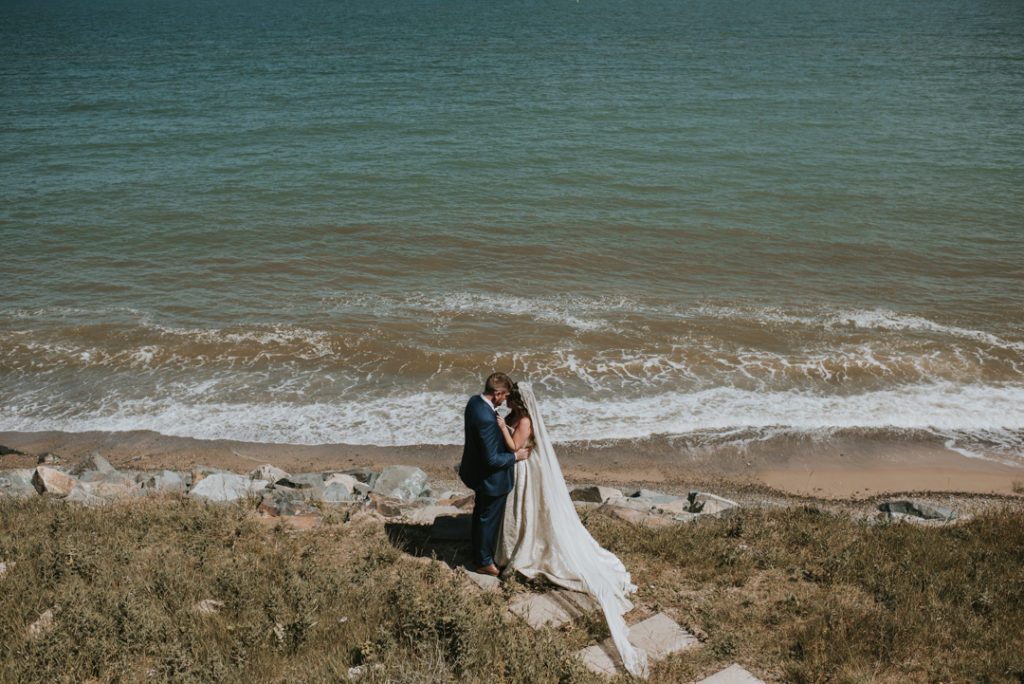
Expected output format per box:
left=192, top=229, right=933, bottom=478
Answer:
left=0, top=448, right=967, bottom=531
left=0, top=450, right=474, bottom=528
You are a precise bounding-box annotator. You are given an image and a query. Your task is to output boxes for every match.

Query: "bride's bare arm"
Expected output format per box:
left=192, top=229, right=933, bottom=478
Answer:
left=496, top=416, right=533, bottom=452
left=495, top=416, right=517, bottom=452
left=511, top=417, right=532, bottom=450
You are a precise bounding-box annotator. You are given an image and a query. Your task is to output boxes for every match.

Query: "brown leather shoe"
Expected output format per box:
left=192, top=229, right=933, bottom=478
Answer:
left=475, top=563, right=500, bottom=577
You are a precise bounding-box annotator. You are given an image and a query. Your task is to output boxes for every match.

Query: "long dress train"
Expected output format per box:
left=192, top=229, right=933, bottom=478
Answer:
left=495, top=383, right=649, bottom=678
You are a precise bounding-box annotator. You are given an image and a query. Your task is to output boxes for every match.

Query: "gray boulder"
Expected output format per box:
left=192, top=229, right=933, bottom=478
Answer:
left=37, top=452, right=61, bottom=465
left=687, top=491, right=740, bottom=515
left=571, top=485, right=624, bottom=504
left=189, top=473, right=269, bottom=502
left=249, top=464, right=290, bottom=483
left=626, top=489, right=684, bottom=505
left=322, top=482, right=358, bottom=503
left=258, top=489, right=320, bottom=517
left=878, top=501, right=956, bottom=521
left=32, top=467, right=78, bottom=496
left=372, top=465, right=428, bottom=501
left=274, top=473, right=326, bottom=500
left=143, top=470, right=187, bottom=493
left=0, top=469, right=37, bottom=498
left=78, top=472, right=140, bottom=499
left=341, top=467, right=375, bottom=484
left=65, top=486, right=104, bottom=506
left=71, top=451, right=116, bottom=477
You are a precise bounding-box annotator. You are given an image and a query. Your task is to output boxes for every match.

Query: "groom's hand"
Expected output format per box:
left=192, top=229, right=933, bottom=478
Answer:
left=515, top=447, right=531, bottom=461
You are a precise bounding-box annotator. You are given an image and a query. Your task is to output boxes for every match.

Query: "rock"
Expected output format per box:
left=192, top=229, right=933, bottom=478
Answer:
left=366, top=493, right=405, bottom=517
left=0, top=561, right=13, bottom=578
left=408, top=505, right=463, bottom=525
left=65, top=487, right=104, bottom=506
left=324, top=473, right=360, bottom=495
left=258, top=489, right=321, bottom=517
left=437, top=493, right=474, bottom=509
left=372, top=465, right=428, bottom=501
left=70, top=452, right=115, bottom=476
left=189, top=466, right=224, bottom=486
left=27, top=609, right=56, bottom=639
left=878, top=500, right=956, bottom=521
left=509, top=589, right=599, bottom=629
left=696, top=664, right=767, bottom=683
left=78, top=471, right=139, bottom=498
left=0, top=445, right=25, bottom=456
left=341, top=466, right=375, bottom=484
left=0, top=469, right=37, bottom=498
left=603, top=496, right=657, bottom=512
left=579, top=612, right=699, bottom=676
left=192, top=599, right=225, bottom=615
left=626, top=488, right=684, bottom=505
left=598, top=502, right=676, bottom=529
left=688, top=491, right=740, bottom=515
left=570, top=485, right=624, bottom=504
left=143, top=470, right=187, bottom=493
left=461, top=567, right=501, bottom=591
left=322, top=482, right=358, bottom=503
left=431, top=513, right=472, bottom=541
left=32, top=466, right=78, bottom=497
left=189, top=473, right=269, bottom=502
left=249, top=464, right=290, bottom=483
left=37, top=452, right=60, bottom=465
left=276, top=472, right=325, bottom=490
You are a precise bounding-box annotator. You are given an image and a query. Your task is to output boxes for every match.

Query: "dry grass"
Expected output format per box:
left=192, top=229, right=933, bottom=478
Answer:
left=581, top=505, right=1024, bottom=683
left=2, top=496, right=1023, bottom=682
left=0, top=496, right=594, bottom=683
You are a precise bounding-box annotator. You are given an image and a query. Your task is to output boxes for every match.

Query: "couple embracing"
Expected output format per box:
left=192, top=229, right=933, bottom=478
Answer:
left=458, top=372, right=649, bottom=678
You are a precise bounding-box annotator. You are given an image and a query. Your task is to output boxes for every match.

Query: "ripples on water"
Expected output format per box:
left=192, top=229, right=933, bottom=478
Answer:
left=1, top=0, right=1023, bottom=461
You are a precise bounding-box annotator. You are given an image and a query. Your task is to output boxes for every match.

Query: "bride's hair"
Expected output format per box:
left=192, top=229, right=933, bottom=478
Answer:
left=505, top=382, right=530, bottom=424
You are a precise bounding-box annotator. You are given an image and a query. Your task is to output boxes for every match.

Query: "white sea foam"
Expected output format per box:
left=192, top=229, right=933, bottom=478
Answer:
left=3, top=382, right=1023, bottom=463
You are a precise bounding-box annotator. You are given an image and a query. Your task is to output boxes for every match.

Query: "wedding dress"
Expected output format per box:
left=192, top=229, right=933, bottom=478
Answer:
left=495, top=383, right=649, bottom=678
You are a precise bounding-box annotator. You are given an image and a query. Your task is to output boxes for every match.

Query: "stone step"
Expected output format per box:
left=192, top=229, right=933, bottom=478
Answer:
left=695, top=663, right=766, bottom=684
left=508, top=589, right=599, bottom=629
left=579, top=612, right=699, bottom=676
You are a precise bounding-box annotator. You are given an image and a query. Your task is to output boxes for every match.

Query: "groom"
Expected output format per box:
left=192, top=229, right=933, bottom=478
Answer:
left=459, top=371, right=531, bottom=576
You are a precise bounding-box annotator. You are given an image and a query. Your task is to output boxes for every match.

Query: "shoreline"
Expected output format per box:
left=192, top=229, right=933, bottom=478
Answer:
left=2, top=428, right=1021, bottom=502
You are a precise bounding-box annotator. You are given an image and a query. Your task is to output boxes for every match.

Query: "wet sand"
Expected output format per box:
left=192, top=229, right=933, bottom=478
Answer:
left=2, top=429, right=1021, bottom=501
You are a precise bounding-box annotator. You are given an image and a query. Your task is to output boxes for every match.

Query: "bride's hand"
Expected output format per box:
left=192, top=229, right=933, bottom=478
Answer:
left=496, top=416, right=507, bottom=431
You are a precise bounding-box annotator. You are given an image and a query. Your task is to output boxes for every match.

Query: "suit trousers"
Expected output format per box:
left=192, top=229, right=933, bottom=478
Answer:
left=471, top=490, right=509, bottom=567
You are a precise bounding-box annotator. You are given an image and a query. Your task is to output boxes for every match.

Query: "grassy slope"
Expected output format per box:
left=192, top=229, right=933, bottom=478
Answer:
left=1, top=496, right=1022, bottom=683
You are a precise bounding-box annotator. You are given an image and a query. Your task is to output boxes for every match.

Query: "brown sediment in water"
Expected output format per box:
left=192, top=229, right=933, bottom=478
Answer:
left=1, top=429, right=1021, bottom=501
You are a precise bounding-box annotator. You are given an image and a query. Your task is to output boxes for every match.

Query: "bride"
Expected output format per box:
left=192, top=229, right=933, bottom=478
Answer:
left=494, top=382, right=649, bottom=678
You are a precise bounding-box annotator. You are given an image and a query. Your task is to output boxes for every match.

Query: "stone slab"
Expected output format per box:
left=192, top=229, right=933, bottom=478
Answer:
left=408, top=505, right=464, bottom=525
left=695, top=663, right=766, bottom=684
left=578, top=612, right=699, bottom=676
left=462, top=568, right=502, bottom=592
left=509, top=589, right=599, bottom=629
left=570, top=485, right=624, bottom=504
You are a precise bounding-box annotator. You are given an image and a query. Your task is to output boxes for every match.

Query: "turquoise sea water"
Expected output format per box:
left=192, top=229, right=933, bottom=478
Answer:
left=2, top=0, right=1023, bottom=460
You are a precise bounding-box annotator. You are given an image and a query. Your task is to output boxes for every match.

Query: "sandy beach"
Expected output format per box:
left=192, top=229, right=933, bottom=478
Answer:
left=3, top=429, right=1021, bottom=502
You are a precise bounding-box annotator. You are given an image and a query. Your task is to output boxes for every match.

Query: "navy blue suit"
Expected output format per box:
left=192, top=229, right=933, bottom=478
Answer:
left=459, top=394, right=517, bottom=567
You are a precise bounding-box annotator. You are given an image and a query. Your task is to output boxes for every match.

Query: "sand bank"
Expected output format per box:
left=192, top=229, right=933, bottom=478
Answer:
left=1, top=429, right=1021, bottom=501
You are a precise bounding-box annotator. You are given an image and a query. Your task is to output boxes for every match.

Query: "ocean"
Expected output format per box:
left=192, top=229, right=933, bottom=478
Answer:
left=2, top=0, right=1023, bottom=464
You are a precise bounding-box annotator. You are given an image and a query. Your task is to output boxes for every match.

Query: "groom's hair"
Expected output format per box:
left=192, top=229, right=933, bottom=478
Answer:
left=484, top=372, right=512, bottom=395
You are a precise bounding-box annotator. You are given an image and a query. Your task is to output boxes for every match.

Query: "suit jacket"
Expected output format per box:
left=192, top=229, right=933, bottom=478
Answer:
left=458, top=394, right=517, bottom=496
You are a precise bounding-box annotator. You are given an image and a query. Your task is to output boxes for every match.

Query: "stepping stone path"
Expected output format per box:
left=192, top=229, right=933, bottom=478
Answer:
left=695, top=663, right=766, bottom=683
left=578, top=612, right=699, bottom=676
left=507, top=589, right=599, bottom=628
